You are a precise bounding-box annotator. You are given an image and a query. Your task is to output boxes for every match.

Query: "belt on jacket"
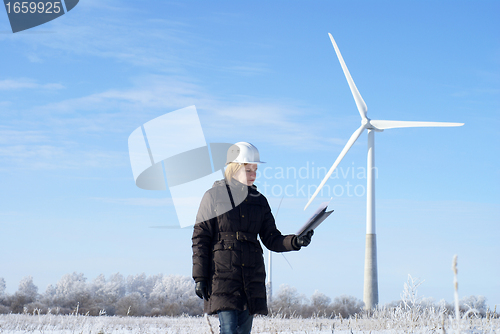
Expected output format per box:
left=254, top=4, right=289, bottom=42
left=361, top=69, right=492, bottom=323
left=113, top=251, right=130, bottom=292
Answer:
left=219, top=231, right=258, bottom=243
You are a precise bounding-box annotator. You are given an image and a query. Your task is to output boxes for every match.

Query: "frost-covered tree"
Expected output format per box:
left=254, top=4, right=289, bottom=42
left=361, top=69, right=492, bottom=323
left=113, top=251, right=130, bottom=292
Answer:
left=0, top=273, right=411, bottom=317
left=40, top=284, right=57, bottom=310
left=126, top=273, right=158, bottom=298
left=460, top=295, right=488, bottom=317
left=331, top=295, right=364, bottom=318
left=116, top=292, right=147, bottom=316
left=148, top=275, right=202, bottom=316
left=10, top=276, right=39, bottom=313
left=18, top=276, right=38, bottom=300
left=0, top=277, right=9, bottom=314
left=269, top=284, right=306, bottom=317
left=90, top=273, right=126, bottom=315
left=50, top=272, right=91, bottom=314
left=309, top=290, right=333, bottom=317
left=0, top=277, right=6, bottom=297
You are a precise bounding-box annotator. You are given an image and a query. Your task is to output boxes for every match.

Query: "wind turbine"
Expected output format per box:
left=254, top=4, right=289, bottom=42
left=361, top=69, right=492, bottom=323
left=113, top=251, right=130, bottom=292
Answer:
left=304, top=34, right=464, bottom=310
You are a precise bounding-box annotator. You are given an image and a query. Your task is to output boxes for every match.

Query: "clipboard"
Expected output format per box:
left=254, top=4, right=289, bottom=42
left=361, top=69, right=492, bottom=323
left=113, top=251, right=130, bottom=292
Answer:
left=296, top=199, right=334, bottom=237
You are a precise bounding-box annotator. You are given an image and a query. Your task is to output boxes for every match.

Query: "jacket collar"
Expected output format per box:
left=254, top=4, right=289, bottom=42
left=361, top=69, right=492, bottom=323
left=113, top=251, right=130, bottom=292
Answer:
left=226, top=178, right=258, bottom=192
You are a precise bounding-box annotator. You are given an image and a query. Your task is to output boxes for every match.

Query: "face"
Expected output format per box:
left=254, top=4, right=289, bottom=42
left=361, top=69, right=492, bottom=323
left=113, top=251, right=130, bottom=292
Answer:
left=232, top=164, right=258, bottom=186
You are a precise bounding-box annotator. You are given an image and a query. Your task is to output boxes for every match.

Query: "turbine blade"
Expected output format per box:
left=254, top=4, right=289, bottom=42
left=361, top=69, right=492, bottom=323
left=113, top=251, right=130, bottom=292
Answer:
left=370, top=120, right=464, bottom=130
left=328, top=33, right=368, bottom=120
left=304, top=125, right=366, bottom=210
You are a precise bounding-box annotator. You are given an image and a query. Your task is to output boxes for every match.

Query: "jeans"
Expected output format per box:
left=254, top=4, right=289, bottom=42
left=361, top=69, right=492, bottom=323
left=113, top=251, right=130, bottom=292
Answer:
left=218, top=309, right=254, bottom=334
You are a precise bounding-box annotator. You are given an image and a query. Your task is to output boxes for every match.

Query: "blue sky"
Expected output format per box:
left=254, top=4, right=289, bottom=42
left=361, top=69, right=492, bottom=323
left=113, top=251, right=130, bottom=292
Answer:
left=1, top=0, right=499, bottom=308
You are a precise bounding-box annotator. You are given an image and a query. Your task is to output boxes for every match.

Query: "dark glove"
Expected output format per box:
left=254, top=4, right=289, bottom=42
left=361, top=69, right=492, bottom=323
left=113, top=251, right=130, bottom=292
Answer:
left=294, top=230, right=314, bottom=248
left=195, top=280, right=209, bottom=301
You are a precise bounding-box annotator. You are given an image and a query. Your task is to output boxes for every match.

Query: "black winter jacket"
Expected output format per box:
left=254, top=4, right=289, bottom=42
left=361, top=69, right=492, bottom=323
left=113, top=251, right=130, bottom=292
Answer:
left=192, top=178, right=299, bottom=315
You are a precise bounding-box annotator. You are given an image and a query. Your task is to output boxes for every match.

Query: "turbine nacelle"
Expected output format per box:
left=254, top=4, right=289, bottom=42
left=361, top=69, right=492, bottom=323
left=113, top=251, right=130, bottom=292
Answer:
left=362, top=118, right=384, bottom=132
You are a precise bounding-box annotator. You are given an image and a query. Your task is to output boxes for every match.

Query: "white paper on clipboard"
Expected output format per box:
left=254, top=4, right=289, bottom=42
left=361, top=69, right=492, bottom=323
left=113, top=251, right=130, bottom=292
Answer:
left=296, top=199, right=334, bottom=237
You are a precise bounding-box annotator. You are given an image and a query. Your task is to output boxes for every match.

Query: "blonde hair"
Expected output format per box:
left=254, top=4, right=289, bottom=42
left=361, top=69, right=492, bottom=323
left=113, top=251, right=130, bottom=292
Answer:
left=224, top=162, right=247, bottom=181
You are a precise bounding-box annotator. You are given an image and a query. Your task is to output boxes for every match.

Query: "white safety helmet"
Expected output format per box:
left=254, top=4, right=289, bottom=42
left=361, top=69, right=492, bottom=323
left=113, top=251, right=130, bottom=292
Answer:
left=226, top=142, right=266, bottom=165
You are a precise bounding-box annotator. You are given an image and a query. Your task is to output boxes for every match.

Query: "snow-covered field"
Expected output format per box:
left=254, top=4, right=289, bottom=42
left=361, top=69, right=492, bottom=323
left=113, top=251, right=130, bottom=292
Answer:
left=0, top=313, right=498, bottom=334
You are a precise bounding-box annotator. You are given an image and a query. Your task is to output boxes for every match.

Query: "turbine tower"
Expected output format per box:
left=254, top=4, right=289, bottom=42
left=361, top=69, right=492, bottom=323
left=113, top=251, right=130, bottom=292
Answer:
left=304, top=34, right=464, bottom=310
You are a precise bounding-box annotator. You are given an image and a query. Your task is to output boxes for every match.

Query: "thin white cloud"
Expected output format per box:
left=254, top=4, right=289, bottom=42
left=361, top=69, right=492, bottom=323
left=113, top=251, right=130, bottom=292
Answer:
left=26, top=53, right=43, bottom=63
left=204, top=100, right=350, bottom=151
left=451, top=87, right=500, bottom=98
left=0, top=70, right=357, bottom=172
left=34, top=75, right=206, bottom=115
left=222, top=63, right=271, bottom=76
left=26, top=75, right=346, bottom=151
left=0, top=128, right=48, bottom=144
left=92, top=197, right=173, bottom=207
left=0, top=127, right=127, bottom=170
left=0, top=144, right=127, bottom=170
left=0, top=79, right=64, bottom=90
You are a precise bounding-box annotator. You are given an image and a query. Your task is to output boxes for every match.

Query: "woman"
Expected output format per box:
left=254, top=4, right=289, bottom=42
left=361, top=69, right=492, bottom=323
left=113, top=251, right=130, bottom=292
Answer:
left=192, top=142, right=313, bottom=334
